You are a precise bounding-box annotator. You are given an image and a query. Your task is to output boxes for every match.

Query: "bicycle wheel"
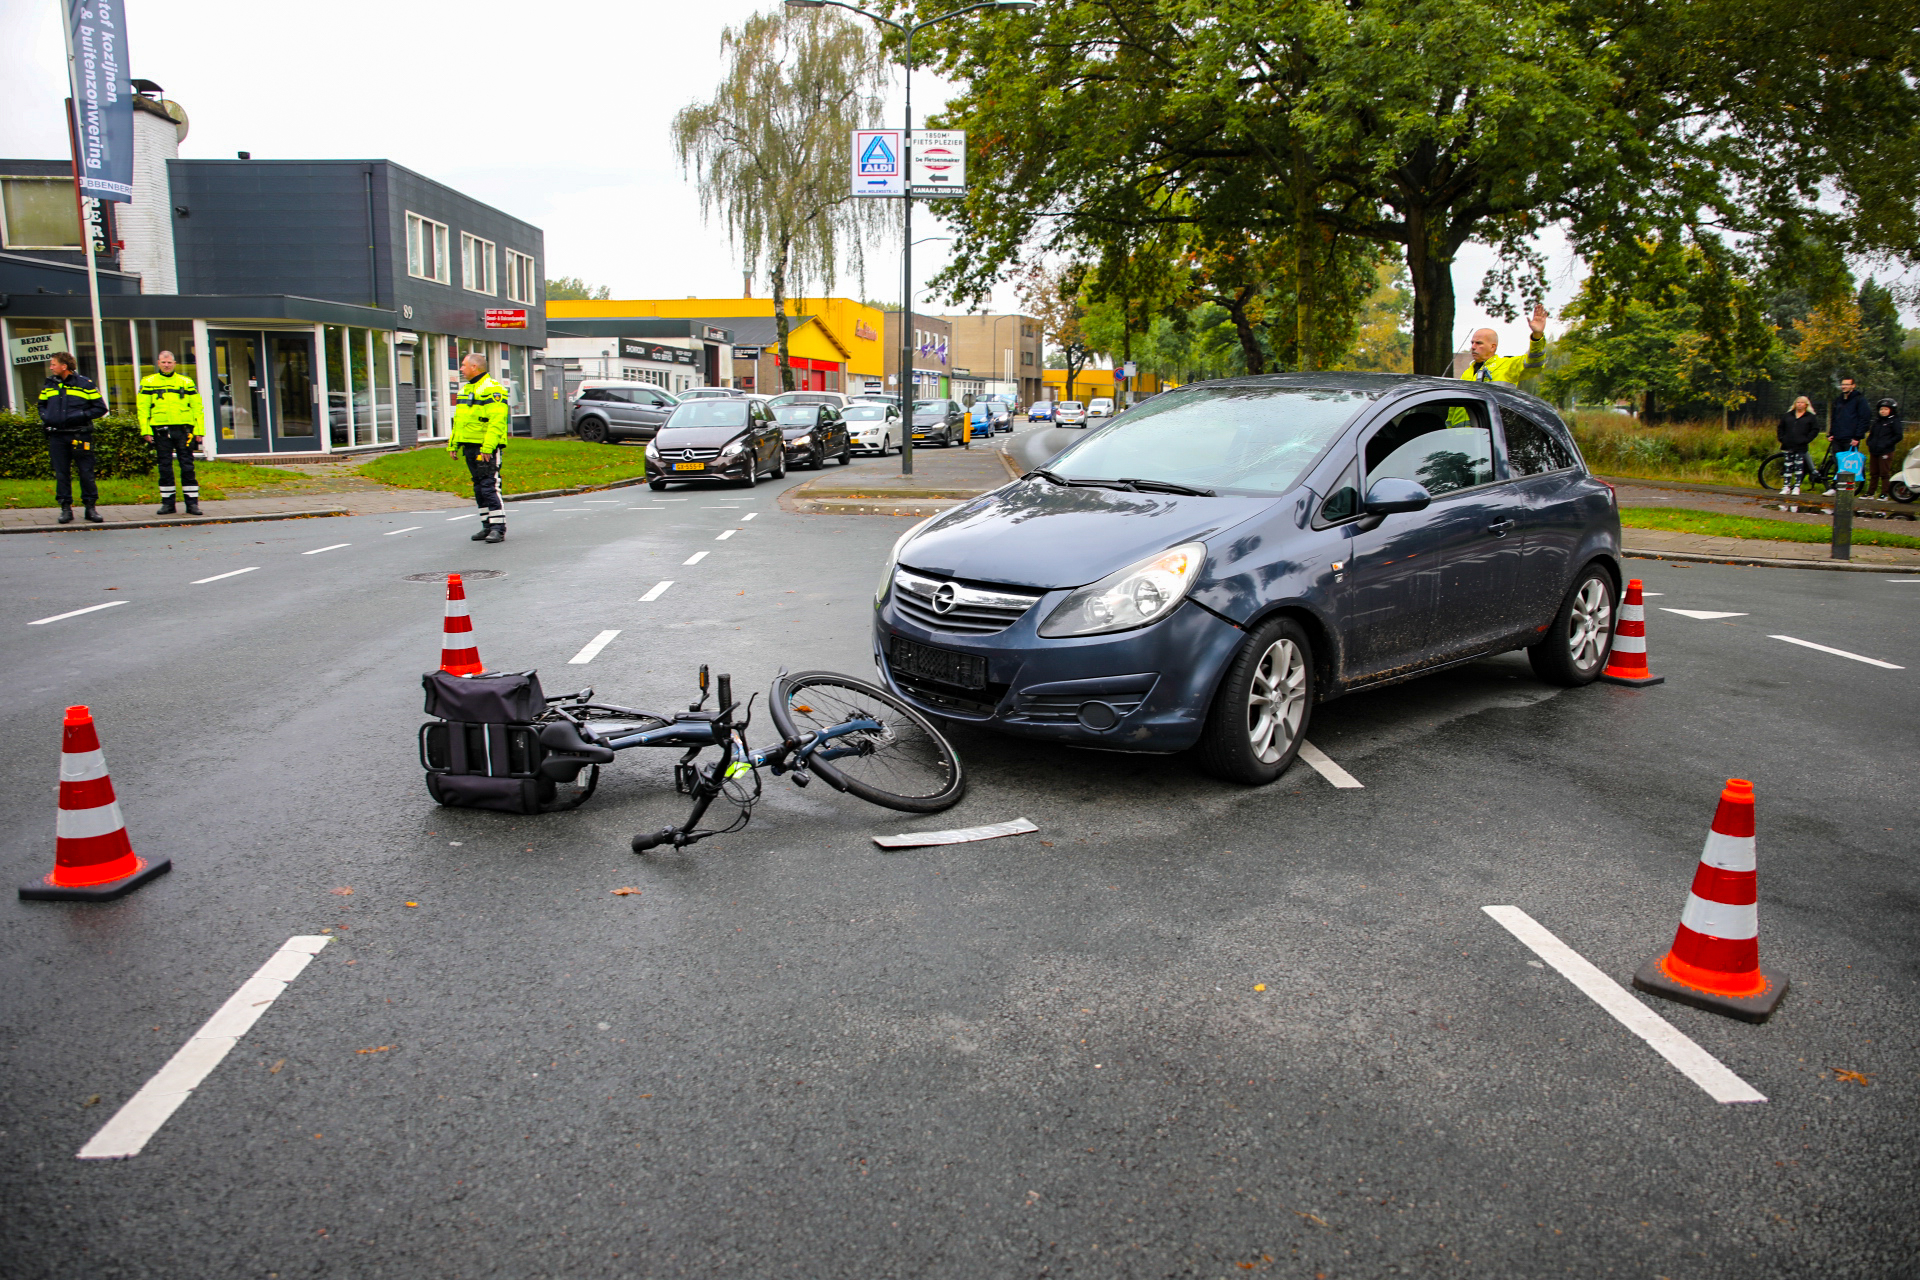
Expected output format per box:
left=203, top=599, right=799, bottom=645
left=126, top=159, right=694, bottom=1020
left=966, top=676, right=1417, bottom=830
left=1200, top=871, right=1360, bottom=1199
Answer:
left=1757, top=453, right=1789, bottom=492
left=770, top=671, right=966, bottom=813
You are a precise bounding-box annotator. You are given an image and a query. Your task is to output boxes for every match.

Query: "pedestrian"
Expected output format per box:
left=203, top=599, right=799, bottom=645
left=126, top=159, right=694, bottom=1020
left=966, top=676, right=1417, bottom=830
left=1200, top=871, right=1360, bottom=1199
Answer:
left=1460, top=303, right=1549, bottom=385
left=1775, top=395, right=1820, bottom=495
left=138, top=349, right=204, bottom=516
left=1825, top=375, right=1872, bottom=494
left=448, top=352, right=510, bottom=543
left=37, top=351, right=107, bottom=524
left=1863, top=399, right=1904, bottom=499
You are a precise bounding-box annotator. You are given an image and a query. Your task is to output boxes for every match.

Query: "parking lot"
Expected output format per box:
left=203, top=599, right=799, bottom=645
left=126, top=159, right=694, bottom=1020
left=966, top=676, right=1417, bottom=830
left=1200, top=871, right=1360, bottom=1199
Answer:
left=2, top=453, right=1914, bottom=1278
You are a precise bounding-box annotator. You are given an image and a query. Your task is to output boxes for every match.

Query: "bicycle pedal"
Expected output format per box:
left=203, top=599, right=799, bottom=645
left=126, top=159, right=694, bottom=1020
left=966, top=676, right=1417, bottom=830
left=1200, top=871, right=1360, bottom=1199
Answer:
left=790, top=769, right=811, bottom=788
left=674, top=763, right=698, bottom=795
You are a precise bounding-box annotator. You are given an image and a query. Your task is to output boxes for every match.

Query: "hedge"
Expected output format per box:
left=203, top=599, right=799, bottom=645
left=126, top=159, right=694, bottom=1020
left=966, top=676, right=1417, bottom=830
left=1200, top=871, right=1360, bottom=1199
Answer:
left=0, top=412, right=158, bottom=481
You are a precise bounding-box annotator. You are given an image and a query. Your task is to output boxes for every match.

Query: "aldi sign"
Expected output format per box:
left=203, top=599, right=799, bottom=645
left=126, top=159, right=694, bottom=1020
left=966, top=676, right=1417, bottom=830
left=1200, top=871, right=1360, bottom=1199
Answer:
left=909, top=130, right=966, bottom=197
left=852, top=129, right=904, bottom=197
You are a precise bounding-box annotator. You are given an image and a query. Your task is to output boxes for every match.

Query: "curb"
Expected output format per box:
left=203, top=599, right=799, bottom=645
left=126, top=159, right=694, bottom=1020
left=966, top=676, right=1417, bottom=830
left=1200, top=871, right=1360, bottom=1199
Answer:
left=1623, top=546, right=1919, bottom=574
left=505, top=476, right=650, bottom=503
left=0, top=508, right=350, bottom=536
left=1605, top=473, right=1912, bottom=515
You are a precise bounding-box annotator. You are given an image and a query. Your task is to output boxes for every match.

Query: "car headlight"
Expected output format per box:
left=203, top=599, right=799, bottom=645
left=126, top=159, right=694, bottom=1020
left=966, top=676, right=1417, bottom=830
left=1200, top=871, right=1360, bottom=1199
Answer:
left=876, top=514, right=938, bottom=607
left=719, top=438, right=746, bottom=458
left=791, top=433, right=811, bottom=447
left=644, top=441, right=660, bottom=462
left=1037, top=542, right=1206, bottom=638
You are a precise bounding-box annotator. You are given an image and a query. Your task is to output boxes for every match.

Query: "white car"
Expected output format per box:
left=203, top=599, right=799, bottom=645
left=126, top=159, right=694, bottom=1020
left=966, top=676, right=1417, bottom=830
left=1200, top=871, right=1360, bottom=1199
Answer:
left=677, top=386, right=745, bottom=401
left=842, top=401, right=902, bottom=455
left=1087, top=397, right=1115, bottom=418
left=767, top=391, right=857, bottom=412
left=1054, top=400, right=1088, bottom=426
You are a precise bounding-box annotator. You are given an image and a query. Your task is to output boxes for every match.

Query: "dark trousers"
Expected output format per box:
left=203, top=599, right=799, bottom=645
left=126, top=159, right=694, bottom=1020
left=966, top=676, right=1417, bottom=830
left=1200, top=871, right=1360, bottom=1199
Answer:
left=153, top=430, right=198, bottom=498
left=461, top=443, right=504, bottom=524
left=47, top=435, right=97, bottom=506
left=1867, top=451, right=1894, bottom=498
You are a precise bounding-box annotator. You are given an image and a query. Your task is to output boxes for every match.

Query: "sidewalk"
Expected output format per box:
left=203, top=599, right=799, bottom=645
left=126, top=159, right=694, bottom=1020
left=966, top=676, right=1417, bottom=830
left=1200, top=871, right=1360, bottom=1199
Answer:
left=1624, top=529, right=1920, bottom=570
left=779, top=440, right=1020, bottom=517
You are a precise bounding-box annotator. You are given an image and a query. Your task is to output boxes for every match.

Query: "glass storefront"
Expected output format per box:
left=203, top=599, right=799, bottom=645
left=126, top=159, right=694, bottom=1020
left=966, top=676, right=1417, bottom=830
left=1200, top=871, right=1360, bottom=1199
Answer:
left=325, top=323, right=349, bottom=447
left=372, top=329, right=397, bottom=444
left=101, top=320, right=138, bottom=411
left=348, top=325, right=373, bottom=446
left=2, top=319, right=69, bottom=412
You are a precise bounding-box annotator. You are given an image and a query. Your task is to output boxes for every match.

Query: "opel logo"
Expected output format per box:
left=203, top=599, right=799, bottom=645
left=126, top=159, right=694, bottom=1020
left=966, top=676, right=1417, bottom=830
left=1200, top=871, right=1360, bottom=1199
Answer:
left=931, top=584, right=957, bottom=614
left=681, top=448, right=697, bottom=461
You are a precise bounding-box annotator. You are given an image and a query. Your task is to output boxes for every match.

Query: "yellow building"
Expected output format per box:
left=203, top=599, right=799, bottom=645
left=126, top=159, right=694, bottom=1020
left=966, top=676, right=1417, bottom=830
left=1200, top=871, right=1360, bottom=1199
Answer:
left=1041, top=366, right=1172, bottom=402
left=548, top=297, right=887, bottom=393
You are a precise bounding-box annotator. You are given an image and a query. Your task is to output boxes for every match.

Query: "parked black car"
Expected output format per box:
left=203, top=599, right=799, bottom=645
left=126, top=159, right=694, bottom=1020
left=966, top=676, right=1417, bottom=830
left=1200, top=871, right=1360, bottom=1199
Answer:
left=646, top=398, right=786, bottom=489
left=775, top=403, right=854, bottom=469
left=572, top=381, right=679, bottom=443
left=872, top=374, right=1622, bottom=784
left=911, top=399, right=966, bottom=448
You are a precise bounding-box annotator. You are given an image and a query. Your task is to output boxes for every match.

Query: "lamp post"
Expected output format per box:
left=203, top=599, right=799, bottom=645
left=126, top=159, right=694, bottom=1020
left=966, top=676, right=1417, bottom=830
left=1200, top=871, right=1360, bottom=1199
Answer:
left=786, top=0, right=1034, bottom=474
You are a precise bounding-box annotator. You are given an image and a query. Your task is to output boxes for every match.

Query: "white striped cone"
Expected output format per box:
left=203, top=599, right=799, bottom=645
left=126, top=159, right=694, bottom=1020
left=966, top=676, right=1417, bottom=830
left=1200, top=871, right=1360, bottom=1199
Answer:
left=20, top=706, right=170, bottom=902
left=1599, top=577, right=1664, bottom=685
left=440, top=573, right=483, bottom=676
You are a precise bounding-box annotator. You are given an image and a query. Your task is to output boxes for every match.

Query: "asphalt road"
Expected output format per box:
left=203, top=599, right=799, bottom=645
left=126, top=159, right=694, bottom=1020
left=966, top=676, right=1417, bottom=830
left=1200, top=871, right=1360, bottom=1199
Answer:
left=2, top=445, right=1915, bottom=1279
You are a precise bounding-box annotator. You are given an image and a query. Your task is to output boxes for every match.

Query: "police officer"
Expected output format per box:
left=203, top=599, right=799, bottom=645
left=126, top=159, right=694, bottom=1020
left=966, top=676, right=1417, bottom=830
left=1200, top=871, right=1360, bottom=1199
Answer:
left=38, top=351, right=107, bottom=524
left=139, top=349, right=204, bottom=515
left=1460, top=303, right=1549, bottom=386
left=449, top=352, right=510, bottom=543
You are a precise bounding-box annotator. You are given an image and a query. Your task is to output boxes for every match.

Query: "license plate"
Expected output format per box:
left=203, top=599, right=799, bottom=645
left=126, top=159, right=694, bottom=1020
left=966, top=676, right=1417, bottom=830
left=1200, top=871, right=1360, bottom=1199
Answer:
left=673, top=462, right=705, bottom=471
left=889, top=635, right=987, bottom=690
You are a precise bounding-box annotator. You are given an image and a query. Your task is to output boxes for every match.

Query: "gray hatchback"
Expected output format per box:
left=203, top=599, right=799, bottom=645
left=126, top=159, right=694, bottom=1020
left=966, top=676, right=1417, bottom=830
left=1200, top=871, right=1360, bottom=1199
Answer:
left=571, top=381, right=680, bottom=443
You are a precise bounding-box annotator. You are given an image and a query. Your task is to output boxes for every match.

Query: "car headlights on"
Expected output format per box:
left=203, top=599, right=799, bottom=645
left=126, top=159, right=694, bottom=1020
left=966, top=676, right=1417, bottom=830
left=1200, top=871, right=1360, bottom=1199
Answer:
left=792, top=433, right=812, bottom=447
left=875, top=514, right=938, bottom=607
left=1037, top=541, right=1207, bottom=638
left=719, top=437, right=746, bottom=458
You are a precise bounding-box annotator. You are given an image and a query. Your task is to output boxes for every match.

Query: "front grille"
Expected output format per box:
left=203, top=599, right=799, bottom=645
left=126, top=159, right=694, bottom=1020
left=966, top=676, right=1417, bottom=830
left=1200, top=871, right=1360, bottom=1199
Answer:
left=662, top=446, right=723, bottom=461
left=892, top=569, right=1042, bottom=636
left=890, top=670, right=1006, bottom=717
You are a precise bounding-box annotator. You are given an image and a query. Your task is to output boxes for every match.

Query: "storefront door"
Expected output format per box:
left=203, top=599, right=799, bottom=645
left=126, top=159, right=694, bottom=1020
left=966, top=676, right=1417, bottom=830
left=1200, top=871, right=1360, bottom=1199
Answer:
left=212, top=330, right=318, bottom=453
left=268, top=334, right=317, bottom=448
left=211, top=331, right=270, bottom=452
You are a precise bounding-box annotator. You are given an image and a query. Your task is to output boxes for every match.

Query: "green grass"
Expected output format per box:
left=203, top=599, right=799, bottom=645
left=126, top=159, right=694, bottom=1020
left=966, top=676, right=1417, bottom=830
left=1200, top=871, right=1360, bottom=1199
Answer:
left=1569, top=413, right=1793, bottom=486
left=357, top=440, right=649, bottom=496
left=1621, top=506, right=1920, bottom=549
left=0, top=461, right=306, bottom=509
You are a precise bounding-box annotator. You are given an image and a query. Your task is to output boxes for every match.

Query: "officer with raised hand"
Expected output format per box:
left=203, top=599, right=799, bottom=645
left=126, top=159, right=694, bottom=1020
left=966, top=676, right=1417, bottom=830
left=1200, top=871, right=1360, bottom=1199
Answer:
left=139, top=349, right=204, bottom=515
left=1460, top=303, right=1549, bottom=386
left=448, top=352, right=510, bottom=543
left=38, top=351, right=107, bottom=524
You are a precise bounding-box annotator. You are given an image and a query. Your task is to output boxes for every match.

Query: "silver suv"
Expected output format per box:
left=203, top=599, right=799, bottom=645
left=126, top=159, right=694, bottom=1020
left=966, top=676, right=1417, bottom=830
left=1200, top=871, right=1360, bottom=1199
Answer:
left=571, top=381, right=680, bottom=444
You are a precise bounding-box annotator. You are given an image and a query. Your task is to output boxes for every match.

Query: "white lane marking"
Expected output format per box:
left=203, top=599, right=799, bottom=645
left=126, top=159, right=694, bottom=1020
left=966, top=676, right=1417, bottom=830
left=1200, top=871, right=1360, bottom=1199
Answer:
left=715, top=529, right=737, bottom=541
left=627, top=507, right=661, bottom=510
left=1769, top=634, right=1904, bottom=670
left=639, top=581, right=674, bottom=601
left=446, top=513, right=480, bottom=522
left=78, top=936, right=332, bottom=1159
left=741, top=512, right=758, bottom=522
left=683, top=551, right=709, bottom=565
left=1641, top=592, right=1665, bottom=596
left=568, top=629, right=622, bottom=664
left=408, top=510, right=445, bottom=514
left=29, top=600, right=129, bottom=626
left=1482, top=907, right=1765, bottom=1104
left=655, top=499, right=688, bottom=502
left=191, top=567, right=259, bottom=584
left=383, top=526, right=422, bottom=536
left=702, top=506, right=742, bottom=509
left=554, top=508, right=594, bottom=512
left=1885, top=579, right=1920, bottom=583
left=582, top=500, right=622, bottom=504
left=302, top=543, right=350, bottom=555
left=1297, top=740, right=1362, bottom=788
left=1662, top=609, right=1748, bottom=620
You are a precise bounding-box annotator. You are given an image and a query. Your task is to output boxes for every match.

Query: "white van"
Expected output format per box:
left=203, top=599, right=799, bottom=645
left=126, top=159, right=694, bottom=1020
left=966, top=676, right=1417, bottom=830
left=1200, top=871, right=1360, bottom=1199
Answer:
left=1087, top=397, right=1115, bottom=418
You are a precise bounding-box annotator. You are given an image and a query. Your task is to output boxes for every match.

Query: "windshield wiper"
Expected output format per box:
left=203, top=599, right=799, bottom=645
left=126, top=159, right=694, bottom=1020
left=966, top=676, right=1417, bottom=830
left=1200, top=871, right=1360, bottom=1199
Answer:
left=1026, top=468, right=1122, bottom=489
left=1119, top=478, right=1216, bottom=496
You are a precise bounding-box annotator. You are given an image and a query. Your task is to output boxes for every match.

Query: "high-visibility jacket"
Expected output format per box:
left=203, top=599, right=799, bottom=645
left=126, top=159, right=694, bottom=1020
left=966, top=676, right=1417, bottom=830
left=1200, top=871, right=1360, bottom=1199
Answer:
left=138, top=370, right=203, bottom=434
left=449, top=374, right=510, bottom=452
left=1459, top=332, right=1546, bottom=386
left=38, top=373, right=108, bottom=433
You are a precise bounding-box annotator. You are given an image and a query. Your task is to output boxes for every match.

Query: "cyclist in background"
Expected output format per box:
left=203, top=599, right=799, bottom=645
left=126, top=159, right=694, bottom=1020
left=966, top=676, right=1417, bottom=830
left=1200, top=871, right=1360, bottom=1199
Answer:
left=1776, top=395, right=1820, bottom=495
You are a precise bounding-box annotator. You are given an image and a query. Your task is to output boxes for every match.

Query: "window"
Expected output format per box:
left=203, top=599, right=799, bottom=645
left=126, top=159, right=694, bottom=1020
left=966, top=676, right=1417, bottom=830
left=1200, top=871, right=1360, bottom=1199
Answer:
left=1501, top=407, right=1579, bottom=476
left=504, top=249, right=536, bottom=304
left=462, top=233, right=497, bottom=295
left=1365, top=400, right=1495, bottom=496
left=1, top=177, right=83, bottom=248
left=1021, top=350, right=1035, bottom=366
left=406, top=213, right=450, bottom=284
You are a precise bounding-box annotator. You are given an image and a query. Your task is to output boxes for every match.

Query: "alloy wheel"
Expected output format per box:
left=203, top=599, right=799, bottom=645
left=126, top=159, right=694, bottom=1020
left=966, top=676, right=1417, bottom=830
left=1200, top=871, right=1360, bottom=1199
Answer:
left=1245, top=637, right=1307, bottom=763
left=1567, top=577, right=1612, bottom=671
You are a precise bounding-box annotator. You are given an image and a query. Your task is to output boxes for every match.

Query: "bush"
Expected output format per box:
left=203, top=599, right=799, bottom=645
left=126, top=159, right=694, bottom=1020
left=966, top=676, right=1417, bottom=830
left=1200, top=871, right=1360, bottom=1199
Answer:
left=0, top=411, right=157, bottom=481
left=1567, top=412, right=1788, bottom=484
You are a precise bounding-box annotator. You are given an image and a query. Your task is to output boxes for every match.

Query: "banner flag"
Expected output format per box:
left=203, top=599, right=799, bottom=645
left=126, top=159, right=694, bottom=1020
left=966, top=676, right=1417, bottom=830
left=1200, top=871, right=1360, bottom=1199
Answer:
left=66, top=0, right=134, bottom=203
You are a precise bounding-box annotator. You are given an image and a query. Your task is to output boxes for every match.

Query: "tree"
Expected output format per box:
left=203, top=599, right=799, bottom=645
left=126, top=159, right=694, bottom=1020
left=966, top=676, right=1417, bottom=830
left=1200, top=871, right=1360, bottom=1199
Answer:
left=1339, top=262, right=1414, bottom=374
left=545, top=277, right=610, bottom=301
left=673, top=9, right=884, bottom=391
left=1019, top=261, right=1093, bottom=401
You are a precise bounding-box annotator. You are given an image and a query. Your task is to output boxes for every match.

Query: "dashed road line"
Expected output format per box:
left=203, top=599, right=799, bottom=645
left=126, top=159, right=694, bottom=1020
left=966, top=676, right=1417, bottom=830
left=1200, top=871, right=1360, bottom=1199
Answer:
left=303, top=543, right=351, bottom=555
left=191, top=567, right=259, bottom=584
left=78, top=935, right=332, bottom=1159
left=639, top=581, right=675, bottom=601
left=1481, top=906, right=1765, bottom=1104
left=384, top=526, right=422, bottom=536
left=1769, top=634, right=1904, bottom=670
left=1662, top=609, right=1747, bottom=620
left=716, top=529, right=737, bottom=541
left=554, top=508, right=594, bottom=512
left=683, top=551, right=709, bottom=565
left=446, top=513, right=480, bottom=522
left=1297, top=740, right=1362, bottom=788
left=29, top=600, right=129, bottom=626
left=741, top=512, right=759, bottom=522
left=583, top=500, right=622, bottom=504
left=569, top=629, right=622, bottom=664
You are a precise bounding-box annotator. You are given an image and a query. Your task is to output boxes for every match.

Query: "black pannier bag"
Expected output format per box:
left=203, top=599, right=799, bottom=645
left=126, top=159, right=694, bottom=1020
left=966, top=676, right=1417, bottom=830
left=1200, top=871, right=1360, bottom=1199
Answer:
left=419, top=670, right=613, bottom=814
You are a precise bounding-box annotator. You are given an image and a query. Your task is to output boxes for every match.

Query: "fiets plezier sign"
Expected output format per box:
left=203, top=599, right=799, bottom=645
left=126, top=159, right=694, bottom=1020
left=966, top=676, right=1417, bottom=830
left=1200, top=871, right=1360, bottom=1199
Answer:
left=483, top=309, right=528, bottom=329
left=909, top=130, right=966, bottom=197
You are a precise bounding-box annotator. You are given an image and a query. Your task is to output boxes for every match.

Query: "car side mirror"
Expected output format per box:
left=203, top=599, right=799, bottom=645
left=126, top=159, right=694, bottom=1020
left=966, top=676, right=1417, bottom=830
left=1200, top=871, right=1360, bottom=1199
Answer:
left=1362, top=477, right=1432, bottom=515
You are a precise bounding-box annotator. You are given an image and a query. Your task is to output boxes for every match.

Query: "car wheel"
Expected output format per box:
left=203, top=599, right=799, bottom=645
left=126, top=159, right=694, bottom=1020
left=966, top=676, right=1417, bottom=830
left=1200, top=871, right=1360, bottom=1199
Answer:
left=738, top=455, right=759, bottom=488
left=577, top=418, right=608, bottom=444
left=1193, top=616, right=1314, bottom=785
left=771, top=449, right=786, bottom=480
left=839, top=439, right=852, bottom=465
left=809, top=447, right=824, bottom=470
left=1528, top=564, right=1615, bottom=686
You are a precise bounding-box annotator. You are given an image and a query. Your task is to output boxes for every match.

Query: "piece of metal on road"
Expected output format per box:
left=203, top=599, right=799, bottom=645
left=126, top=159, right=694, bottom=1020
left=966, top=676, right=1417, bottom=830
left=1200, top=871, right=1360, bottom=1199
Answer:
left=29, top=600, right=129, bottom=626
left=1481, top=906, right=1765, bottom=1105
left=639, top=581, right=674, bottom=602
left=303, top=544, right=351, bottom=555
left=874, top=817, right=1038, bottom=850
left=683, top=551, right=709, bottom=565
left=1768, top=634, right=1904, bottom=670
left=1297, top=740, right=1362, bottom=788
left=716, top=529, right=737, bottom=541
left=1662, top=609, right=1748, bottom=620
left=77, top=935, right=332, bottom=1159
left=569, top=630, right=622, bottom=665
left=191, top=567, right=259, bottom=584
left=384, top=527, right=422, bottom=536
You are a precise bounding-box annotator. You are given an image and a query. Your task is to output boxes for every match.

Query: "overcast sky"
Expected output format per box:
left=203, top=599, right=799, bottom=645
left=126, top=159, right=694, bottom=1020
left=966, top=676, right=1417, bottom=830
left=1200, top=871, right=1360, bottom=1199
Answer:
left=1, top=0, right=1605, bottom=359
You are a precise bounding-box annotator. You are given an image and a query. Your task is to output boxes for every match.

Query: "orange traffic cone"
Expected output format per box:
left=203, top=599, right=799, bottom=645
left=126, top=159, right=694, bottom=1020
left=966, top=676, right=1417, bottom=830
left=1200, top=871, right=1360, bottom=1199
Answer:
left=1599, top=577, right=1664, bottom=686
left=1633, top=778, right=1788, bottom=1022
left=440, top=573, right=484, bottom=676
left=20, top=706, right=171, bottom=902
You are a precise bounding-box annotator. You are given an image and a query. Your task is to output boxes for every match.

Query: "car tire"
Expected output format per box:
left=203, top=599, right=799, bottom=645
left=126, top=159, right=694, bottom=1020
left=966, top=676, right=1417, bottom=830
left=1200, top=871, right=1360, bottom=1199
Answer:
left=577, top=418, right=609, bottom=444
left=1193, top=616, right=1315, bottom=785
left=809, top=448, right=824, bottom=470
left=1527, top=563, right=1615, bottom=686
left=839, top=439, right=852, bottom=465
left=738, top=455, right=759, bottom=488
left=771, top=450, right=786, bottom=480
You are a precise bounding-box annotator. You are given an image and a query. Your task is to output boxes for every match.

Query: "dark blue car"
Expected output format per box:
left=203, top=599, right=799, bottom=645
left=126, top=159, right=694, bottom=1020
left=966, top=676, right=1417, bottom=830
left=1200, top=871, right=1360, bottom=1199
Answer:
left=871, top=374, right=1623, bottom=784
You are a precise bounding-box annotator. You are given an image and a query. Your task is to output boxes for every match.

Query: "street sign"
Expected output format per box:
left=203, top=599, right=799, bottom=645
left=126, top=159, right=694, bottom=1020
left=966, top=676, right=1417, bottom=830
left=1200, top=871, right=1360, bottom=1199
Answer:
left=9, top=331, right=61, bottom=366
left=852, top=129, right=905, bottom=197
left=1122, top=361, right=1137, bottom=378
left=909, top=130, right=966, bottom=197
left=733, top=346, right=762, bottom=360
left=483, top=308, right=527, bottom=329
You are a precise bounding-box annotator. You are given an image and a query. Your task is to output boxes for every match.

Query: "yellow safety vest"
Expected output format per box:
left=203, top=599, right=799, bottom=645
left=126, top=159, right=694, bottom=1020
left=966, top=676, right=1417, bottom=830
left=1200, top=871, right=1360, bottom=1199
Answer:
left=1459, top=333, right=1546, bottom=386
left=138, top=371, right=203, bottom=433
left=449, top=374, right=510, bottom=452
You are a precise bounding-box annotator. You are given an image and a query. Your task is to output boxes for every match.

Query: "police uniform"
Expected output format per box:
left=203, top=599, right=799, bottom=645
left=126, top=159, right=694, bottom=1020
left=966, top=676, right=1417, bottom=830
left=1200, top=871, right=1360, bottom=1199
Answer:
left=449, top=371, right=510, bottom=542
left=1460, top=332, right=1546, bottom=386
left=138, top=368, right=204, bottom=515
left=38, top=370, right=108, bottom=523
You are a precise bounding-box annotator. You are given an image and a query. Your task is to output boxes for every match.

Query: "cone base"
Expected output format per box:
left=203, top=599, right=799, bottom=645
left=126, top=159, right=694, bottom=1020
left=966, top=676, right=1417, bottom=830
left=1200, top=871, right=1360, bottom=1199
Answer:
left=1633, top=954, right=1787, bottom=1023
left=20, top=856, right=171, bottom=902
left=1599, top=670, right=1665, bottom=687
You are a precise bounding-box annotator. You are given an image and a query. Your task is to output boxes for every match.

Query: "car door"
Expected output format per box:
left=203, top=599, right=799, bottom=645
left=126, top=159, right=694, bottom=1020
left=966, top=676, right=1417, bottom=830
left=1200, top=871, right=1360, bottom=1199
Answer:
left=1495, top=401, right=1588, bottom=629
left=633, top=388, right=672, bottom=435
left=1334, top=432, right=1451, bottom=679
left=823, top=406, right=846, bottom=455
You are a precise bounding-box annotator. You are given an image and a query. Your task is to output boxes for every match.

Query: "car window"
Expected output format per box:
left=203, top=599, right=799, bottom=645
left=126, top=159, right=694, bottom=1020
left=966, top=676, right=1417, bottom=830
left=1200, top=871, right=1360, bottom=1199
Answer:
left=1501, top=406, right=1579, bottom=475
left=1364, top=401, right=1495, bottom=496
left=844, top=405, right=889, bottom=421
left=580, top=388, right=612, bottom=402
left=774, top=405, right=821, bottom=425
left=1317, top=462, right=1360, bottom=525
left=668, top=401, right=749, bottom=428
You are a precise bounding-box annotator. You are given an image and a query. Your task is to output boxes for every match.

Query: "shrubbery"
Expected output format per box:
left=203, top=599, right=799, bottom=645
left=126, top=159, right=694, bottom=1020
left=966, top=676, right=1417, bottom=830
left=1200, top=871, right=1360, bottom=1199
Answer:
left=1567, top=412, right=1786, bottom=484
left=0, top=412, right=157, bottom=481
